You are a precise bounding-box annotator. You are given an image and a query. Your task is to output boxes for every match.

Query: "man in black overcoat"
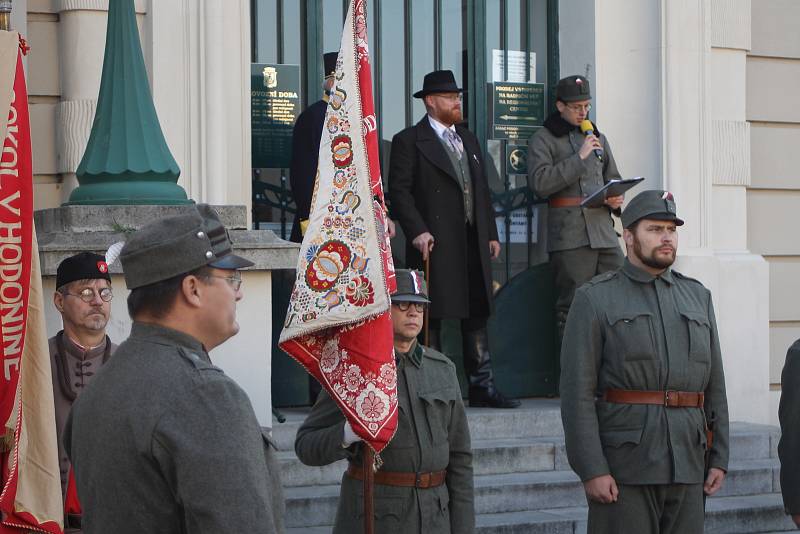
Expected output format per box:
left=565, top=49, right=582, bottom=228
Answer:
left=388, top=69, right=519, bottom=408
left=288, top=52, right=338, bottom=243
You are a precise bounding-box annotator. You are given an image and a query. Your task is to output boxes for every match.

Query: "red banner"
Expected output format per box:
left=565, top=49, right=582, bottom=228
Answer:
left=280, top=0, right=397, bottom=453
left=0, top=42, right=62, bottom=534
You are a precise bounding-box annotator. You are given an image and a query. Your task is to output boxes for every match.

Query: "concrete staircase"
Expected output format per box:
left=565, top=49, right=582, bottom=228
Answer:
left=273, top=399, right=796, bottom=533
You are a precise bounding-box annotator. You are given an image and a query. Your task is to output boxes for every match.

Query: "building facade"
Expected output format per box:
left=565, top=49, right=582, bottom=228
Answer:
left=24, top=0, right=797, bottom=425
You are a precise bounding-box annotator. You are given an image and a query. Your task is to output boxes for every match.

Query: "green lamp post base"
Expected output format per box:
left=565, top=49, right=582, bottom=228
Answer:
left=65, top=179, right=193, bottom=206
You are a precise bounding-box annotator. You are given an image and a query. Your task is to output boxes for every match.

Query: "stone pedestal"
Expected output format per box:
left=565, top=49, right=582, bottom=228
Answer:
left=35, top=204, right=300, bottom=426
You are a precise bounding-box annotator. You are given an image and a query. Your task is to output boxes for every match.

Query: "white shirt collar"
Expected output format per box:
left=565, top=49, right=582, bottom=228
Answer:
left=427, top=114, right=456, bottom=140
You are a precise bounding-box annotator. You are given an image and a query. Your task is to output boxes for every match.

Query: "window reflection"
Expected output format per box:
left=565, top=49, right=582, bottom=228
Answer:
left=411, top=0, right=435, bottom=121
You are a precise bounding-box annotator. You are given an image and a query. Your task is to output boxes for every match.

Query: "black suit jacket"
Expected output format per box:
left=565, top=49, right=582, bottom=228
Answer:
left=289, top=99, right=327, bottom=243
left=388, top=116, right=498, bottom=319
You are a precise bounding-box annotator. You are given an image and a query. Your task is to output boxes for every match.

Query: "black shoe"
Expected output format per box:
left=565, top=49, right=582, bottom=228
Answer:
left=469, top=388, right=521, bottom=409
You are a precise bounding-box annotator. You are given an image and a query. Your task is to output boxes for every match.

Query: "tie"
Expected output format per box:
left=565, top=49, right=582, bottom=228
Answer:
left=444, top=128, right=464, bottom=159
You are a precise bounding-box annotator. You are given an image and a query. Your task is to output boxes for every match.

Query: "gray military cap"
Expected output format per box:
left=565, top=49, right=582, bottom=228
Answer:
left=391, top=269, right=430, bottom=304
left=556, top=75, right=591, bottom=102
left=622, top=190, right=685, bottom=229
left=120, top=204, right=254, bottom=290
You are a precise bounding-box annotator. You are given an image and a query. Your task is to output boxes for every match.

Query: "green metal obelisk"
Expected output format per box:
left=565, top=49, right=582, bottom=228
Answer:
left=67, top=0, right=190, bottom=205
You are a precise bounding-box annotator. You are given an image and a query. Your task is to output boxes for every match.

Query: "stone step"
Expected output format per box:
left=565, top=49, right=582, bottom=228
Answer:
left=282, top=458, right=781, bottom=528
left=272, top=402, right=779, bottom=456
left=277, top=427, right=778, bottom=488
left=270, top=398, right=565, bottom=451
left=278, top=436, right=565, bottom=488
left=285, top=494, right=796, bottom=533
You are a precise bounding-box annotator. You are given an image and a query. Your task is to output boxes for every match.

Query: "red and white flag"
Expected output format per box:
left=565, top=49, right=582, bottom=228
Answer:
left=0, top=32, right=63, bottom=534
left=280, top=0, right=397, bottom=453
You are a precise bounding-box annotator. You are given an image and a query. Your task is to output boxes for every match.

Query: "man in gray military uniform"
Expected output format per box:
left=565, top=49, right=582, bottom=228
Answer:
left=778, top=339, right=800, bottom=527
left=528, top=75, right=625, bottom=337
left=64, top=205, right=285, bottom=534
left=295, top=269, right=474, bottom=534
left=560, top=190, right=729, bottom=533
left=50, top=252, right=117, bottom=532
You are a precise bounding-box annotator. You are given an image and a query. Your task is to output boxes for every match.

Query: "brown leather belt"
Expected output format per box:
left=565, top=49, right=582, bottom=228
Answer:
left=345, top=464, right=447, bottom=489
left=603, top=388, right=705, bottom=408
left=548, top=196, right=584, bottom=208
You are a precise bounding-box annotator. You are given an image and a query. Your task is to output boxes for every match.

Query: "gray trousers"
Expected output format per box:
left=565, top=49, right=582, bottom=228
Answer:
left=587, top=483, right=704, bottom=534
left=550, top=245, right=624, bottom=332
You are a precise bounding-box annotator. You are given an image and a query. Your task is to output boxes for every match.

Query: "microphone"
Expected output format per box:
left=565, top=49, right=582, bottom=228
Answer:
left=580, top=119, right=603, bottom=162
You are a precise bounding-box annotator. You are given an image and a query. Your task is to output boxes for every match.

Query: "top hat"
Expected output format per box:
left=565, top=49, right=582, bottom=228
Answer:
left=413, top=70, right=463, bottom=99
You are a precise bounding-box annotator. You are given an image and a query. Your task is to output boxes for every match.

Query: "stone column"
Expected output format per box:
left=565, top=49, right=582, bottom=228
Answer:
left=591, top=0, right=769, bottom=423
left=660, top=0, right=769, bottom=424
left=147, top=0, right=252, bottom=213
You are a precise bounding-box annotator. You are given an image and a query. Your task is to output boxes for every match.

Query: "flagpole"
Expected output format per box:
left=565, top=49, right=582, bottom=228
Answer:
left=0, top=0, right=11, bottom=31
left=363, top=446, right=375, bottom=534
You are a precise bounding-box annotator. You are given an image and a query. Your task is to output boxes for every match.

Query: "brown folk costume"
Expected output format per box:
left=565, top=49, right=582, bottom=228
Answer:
left=49, top=333, right=115, bottom=499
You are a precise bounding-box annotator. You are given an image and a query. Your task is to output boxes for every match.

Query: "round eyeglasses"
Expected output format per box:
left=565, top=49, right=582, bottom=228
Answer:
left=64, top=287, right=113, bottom=303
left=394, top=301, right=426, bottom=312
left=566, top=103, right=592, bottom=112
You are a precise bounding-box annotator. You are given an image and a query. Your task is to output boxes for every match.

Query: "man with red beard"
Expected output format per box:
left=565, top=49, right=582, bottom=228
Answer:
left=559, top=190, right=729, bottom=534
left=389, top=69, right=519, bottom=408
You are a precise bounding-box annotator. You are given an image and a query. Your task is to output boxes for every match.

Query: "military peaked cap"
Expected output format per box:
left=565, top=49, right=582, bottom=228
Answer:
left=556, top=75, right=592, bottom=102
left=120, top=204, right=254, bottom=290
left=391, top=269, right=430, bottom=304
left=622, top=190, right=685, bottom=228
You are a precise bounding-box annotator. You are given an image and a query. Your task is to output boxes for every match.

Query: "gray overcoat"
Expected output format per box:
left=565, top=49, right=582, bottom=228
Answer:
left=64, top=322, right=285, bottom=534
left=527, top=117, right=621, bottom=252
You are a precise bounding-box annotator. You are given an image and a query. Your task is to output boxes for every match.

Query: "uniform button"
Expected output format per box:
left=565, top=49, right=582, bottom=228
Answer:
left=205, top=251, right=213, bottom=258
left=197, top=231, right=205, bottom=238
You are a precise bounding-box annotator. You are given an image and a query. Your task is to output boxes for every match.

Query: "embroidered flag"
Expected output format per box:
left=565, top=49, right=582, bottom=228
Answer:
left=280, top=0, right=397, bottom=454
left=0, top=32, right=64, bottom=534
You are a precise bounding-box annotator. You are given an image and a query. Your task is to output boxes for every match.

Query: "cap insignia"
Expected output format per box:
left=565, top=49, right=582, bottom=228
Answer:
left=96, top=261, right=108, bottom=273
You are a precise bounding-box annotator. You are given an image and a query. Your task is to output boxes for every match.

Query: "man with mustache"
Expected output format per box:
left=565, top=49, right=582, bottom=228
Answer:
left=50, top=252, right=117, bottom=533
left=295, top=269, right=474, bottom=533
left=560, top=190, right=729, bottom=534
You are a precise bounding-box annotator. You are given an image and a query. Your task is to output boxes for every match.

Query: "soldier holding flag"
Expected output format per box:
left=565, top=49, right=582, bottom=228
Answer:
left=295, top=269, right=475, bottom=533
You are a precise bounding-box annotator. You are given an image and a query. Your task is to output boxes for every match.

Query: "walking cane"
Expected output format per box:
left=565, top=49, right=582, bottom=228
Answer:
left=423, top=246, right=431, bottom=346
left=363, top=446, right=375, bottom=534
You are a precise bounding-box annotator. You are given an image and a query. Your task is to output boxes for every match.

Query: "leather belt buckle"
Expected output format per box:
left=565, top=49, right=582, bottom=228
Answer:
left=415, top=472, right=428, bottom=488
left=664, top=390, right=679, bottom=407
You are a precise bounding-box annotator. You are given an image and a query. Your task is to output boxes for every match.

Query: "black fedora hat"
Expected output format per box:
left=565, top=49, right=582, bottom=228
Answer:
left=413, top=70, right=463, bottom=98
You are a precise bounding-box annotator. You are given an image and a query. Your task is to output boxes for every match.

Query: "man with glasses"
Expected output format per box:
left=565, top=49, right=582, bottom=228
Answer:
left=528, top=75, right=625, bottom=339
left=50, top=252, right=117, bottom=532
left=64, top=205, right=285, bottom=533
left=389, top=69, right=519, bottom=409
left=296, top=269, right=474, bottom=533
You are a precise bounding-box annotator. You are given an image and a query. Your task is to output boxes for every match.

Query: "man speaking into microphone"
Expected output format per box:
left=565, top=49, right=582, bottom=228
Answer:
left=528, top=75, right=625, bottom=339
